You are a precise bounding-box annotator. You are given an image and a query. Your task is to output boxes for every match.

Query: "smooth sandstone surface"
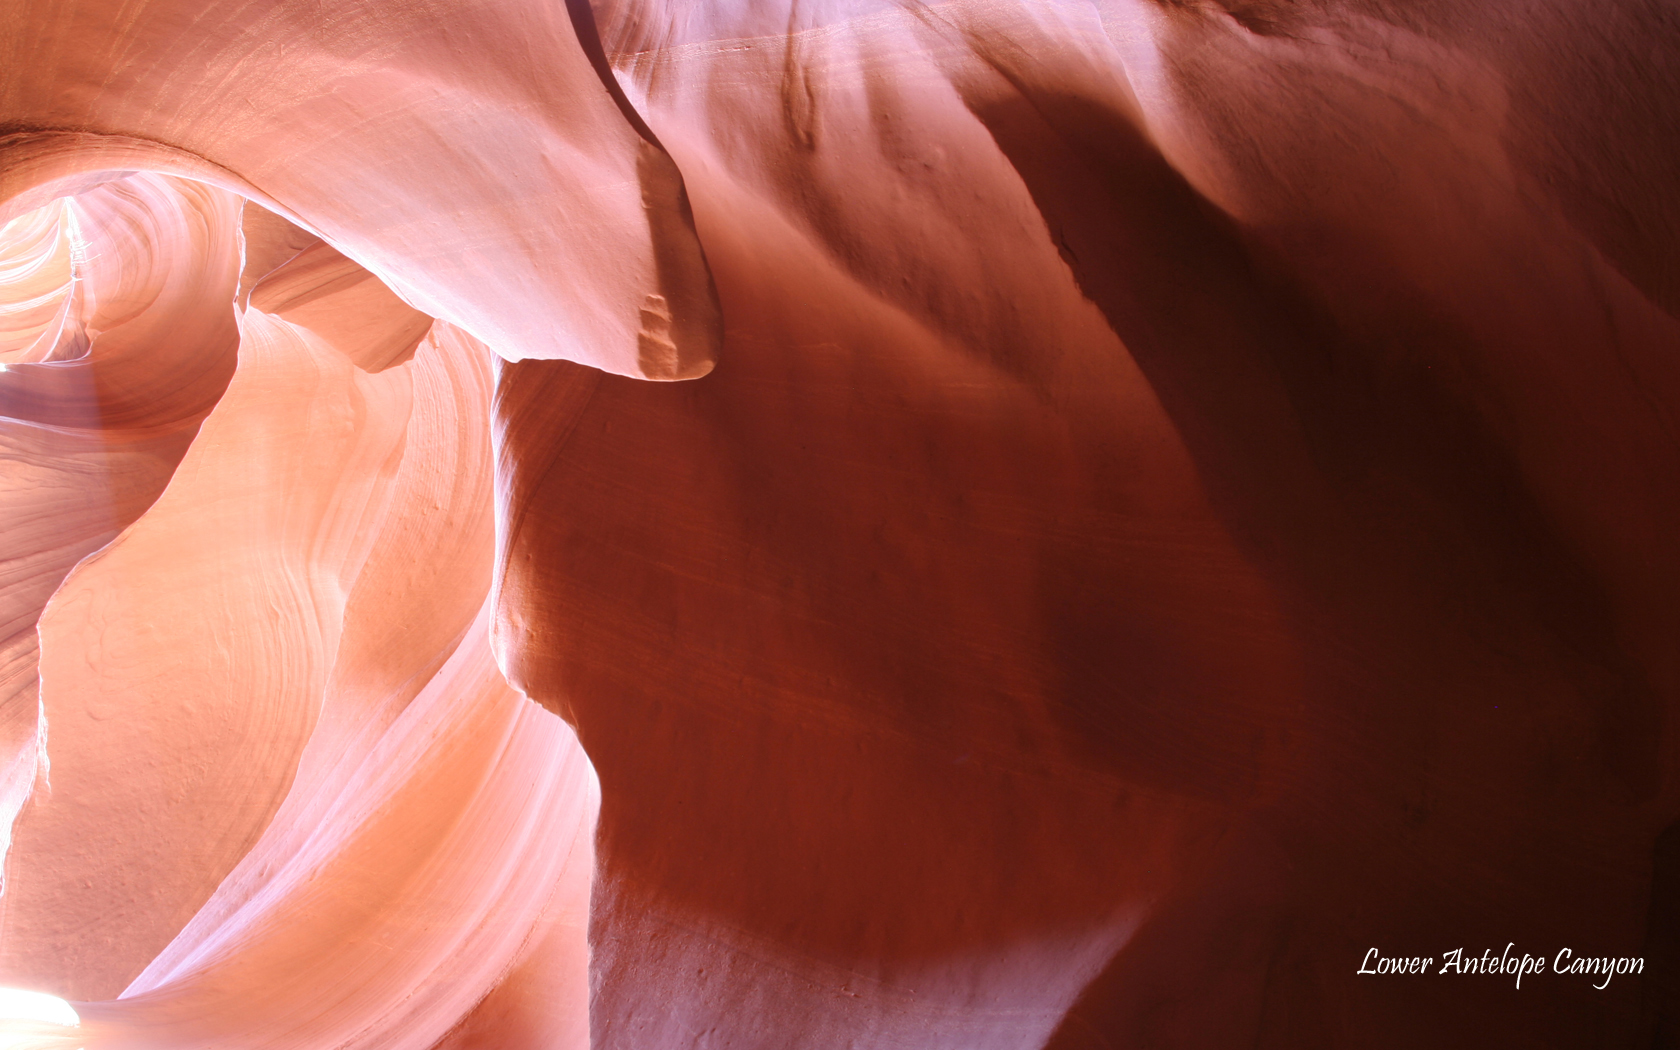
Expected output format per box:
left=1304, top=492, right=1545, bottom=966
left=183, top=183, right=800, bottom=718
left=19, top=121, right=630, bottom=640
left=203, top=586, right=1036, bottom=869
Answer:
left=0, top=0, right=720, bottom=379
left=1, top=0, right=1678, bottom=1048
left=515, top=2, right=1680, bottom=1045
left=3, top=199, right=600, bottom=1047
left=0, top=173, right=241, bottom=901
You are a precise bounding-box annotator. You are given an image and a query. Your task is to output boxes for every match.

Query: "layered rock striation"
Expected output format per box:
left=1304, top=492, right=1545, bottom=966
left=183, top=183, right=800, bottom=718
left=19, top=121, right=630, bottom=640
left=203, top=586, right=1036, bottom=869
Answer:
left=2, top=0, right=1678, bottom=1047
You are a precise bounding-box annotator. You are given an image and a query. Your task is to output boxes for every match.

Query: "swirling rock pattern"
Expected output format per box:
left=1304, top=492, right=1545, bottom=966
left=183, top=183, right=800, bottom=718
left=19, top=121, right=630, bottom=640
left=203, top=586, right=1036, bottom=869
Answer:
left=1, top=0, right=1679, bottom=1048
left=0, top=0, right=721, bottom=380
left=0, top=173, right=241, bottom=900
left=2, top=196, right=599, bottom=1047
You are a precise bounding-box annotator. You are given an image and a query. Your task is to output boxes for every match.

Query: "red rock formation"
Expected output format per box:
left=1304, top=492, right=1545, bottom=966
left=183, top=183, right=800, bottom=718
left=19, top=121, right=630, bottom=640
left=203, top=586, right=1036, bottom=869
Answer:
left=0, top=0, right=719, bottom=380
left=0, top=174, right=241, bottom=899
left=3, top=0, right=1680, bottom=1048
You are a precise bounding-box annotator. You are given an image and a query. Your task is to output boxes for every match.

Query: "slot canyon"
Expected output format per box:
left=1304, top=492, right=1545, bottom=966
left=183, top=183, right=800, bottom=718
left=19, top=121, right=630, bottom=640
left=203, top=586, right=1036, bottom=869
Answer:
left=1, top=0, right=1678, bottom=1046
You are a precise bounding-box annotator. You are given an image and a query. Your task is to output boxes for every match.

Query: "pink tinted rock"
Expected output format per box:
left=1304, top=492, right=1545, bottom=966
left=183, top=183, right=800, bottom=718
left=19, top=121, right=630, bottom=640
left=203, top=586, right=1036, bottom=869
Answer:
left=0, top=0, right=719, bottom=379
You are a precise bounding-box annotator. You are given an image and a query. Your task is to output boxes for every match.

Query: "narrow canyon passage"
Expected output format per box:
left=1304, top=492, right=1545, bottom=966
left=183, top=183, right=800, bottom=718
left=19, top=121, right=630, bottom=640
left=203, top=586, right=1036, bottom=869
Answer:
left=1, top=0, right=1678, bottom=1048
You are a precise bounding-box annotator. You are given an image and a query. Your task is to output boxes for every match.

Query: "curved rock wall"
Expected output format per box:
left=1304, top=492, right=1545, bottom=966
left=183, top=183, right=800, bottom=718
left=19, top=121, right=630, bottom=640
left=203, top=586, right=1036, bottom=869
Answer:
left=1, top=0, right=1678, bottom=1047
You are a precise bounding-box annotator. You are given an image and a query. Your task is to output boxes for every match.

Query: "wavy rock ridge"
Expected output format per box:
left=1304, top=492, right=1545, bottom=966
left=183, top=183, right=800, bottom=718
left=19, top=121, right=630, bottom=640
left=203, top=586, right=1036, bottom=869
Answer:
left=2, top=0, right=1679, bottom=1048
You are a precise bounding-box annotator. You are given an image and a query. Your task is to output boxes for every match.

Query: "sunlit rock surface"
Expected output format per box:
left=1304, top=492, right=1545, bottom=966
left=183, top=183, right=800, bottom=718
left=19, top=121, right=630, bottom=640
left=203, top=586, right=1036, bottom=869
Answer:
left=0, top=174, right=241, bottom=896
left=2, top=0, right=1679, bottom=1047
left=0, top=0, right=719, bottom=380
left=0, top=181, right=598, bottom=1046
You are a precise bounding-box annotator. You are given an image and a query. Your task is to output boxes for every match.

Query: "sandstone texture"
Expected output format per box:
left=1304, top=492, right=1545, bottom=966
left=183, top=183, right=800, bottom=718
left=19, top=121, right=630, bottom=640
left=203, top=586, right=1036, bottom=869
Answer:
left=1, top=1, right=1677, bottom=1047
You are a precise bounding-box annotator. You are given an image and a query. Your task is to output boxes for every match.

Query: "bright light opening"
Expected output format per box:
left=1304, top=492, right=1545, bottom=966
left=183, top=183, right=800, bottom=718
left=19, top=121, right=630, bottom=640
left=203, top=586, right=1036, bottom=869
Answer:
left=0, top=985, right=79, bottom=1026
